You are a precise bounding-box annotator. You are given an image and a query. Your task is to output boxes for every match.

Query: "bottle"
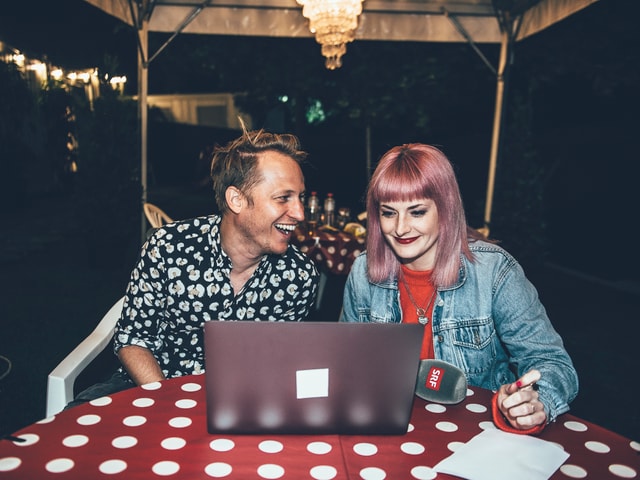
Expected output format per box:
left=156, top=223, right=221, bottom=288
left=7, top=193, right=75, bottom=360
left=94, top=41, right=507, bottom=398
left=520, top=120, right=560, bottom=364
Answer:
left=306, top=191, right=320, bottom=236
left=323, top=192, right=335, bottom=228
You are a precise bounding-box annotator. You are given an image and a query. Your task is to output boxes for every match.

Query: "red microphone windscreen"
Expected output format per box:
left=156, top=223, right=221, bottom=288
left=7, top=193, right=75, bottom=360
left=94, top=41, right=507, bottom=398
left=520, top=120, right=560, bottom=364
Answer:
left=415, top=359, right=467, bottom=404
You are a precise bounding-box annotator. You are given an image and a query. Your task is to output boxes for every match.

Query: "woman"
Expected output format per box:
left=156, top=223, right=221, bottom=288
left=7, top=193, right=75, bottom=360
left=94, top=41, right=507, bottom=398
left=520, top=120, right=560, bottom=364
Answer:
left=340, top=143, right=578, bottom=434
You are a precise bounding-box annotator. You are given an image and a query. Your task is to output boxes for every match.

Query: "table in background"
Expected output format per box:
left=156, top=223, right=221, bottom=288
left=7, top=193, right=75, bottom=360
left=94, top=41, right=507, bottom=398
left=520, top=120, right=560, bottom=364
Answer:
left=1, top=374, right=638, bottom=479
left=293, top=228, right=365, bottom=276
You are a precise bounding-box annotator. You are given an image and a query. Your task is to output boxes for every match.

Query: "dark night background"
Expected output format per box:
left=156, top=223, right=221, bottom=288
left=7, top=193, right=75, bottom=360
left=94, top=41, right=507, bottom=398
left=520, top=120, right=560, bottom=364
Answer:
left=1, top=0, right=639, bottom=440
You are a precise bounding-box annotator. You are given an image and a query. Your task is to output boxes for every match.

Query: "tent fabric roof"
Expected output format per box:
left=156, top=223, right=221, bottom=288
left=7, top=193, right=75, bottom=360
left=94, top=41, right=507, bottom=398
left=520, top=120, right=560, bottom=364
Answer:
left=83, top=0, right=599, bottom=237
left=85, top=0, right=598, bottom=44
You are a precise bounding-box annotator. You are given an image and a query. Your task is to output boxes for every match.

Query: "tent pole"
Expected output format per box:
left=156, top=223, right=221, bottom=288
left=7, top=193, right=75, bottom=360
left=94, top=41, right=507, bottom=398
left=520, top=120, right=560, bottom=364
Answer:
left=138, top=19, right=149, bottom=244
left=482, top=29, right=511, bottom=236
left=365, top=124, right=372, bottom=181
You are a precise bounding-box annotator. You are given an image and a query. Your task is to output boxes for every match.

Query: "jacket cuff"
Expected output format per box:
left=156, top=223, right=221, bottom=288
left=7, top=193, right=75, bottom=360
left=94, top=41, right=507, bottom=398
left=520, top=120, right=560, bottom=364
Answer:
left=491, top=391, right=545, bottom=435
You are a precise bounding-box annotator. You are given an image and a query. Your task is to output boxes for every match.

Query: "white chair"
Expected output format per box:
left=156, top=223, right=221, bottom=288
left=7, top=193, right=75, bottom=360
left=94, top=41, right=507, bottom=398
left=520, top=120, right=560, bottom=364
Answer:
left=46, top=297, right=125, bottom=417
left=143, top=202, right=174, bottom=229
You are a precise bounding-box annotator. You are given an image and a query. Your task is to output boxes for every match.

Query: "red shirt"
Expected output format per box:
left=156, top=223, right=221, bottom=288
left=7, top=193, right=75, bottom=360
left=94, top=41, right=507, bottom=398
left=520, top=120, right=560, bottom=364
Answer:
left=399, top=265, right=436, bottom=359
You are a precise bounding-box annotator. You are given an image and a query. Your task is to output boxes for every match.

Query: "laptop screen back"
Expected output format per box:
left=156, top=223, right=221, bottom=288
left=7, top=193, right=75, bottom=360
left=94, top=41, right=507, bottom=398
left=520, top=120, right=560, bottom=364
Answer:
left=204, top=321, right=423, bottom=435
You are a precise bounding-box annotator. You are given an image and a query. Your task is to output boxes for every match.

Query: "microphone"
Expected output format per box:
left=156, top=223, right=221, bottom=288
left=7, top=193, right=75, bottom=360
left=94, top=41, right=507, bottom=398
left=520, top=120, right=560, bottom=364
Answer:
left=415, top=359, right=468, bottom=404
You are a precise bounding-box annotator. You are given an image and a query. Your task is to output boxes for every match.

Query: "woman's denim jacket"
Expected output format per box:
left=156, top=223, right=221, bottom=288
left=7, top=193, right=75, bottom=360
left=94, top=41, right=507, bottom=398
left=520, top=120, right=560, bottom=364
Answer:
left=340, top=240, right=579, bottom=423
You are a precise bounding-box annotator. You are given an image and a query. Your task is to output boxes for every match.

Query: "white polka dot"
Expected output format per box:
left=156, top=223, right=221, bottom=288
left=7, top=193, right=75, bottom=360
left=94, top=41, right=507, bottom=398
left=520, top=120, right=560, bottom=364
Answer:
left=63, top=434, right=89, bottom=447
left=141, top=381, right=162, bottom=390
left=46, top=458, right=74, bottom=473
left=465, top=403, right=487, bottom=413
left=162, top=437, right=187, bottom=450
left=465, top=388, right=475, bottom=397
left=152, top=460, right=180, bottom=476
left=631, top=441, right=640, bottom=452
left=307, top=441, right=332, bottom=454
left=410, top=466, right=438, bottom=480
left=447, top=441, right=466, bottom=452
left=327, top=246, right=336, bottom=254
left=205, top=462, right=233, bottom=477
left=407, top=423, right=415, bottom=433
left=0, top=457, right=21, bottom=472
left=37, top=416, right=55, bottom=424
left=175, top=399, right=197, bottom=409
left=257, top=463, right=285, bottom=479
left=11, top=433, right=39, bottom=446
left=559, top=464, right=588, bottom=478
left=182, top=382, right=202, bottom=392
left=169, top=416, right=192, bottom=428
left=123, top=415, right=147, bottom=427
left=259, top=440, right=284, bottom=453
left=359, top=466, right=386, bottom=480
left=210, top=438, right=235, bottom=452
left=90, top=396, right=113, bottom=407
left=425, top=404, right=446, bottom=413
left=585, top=440, right=610, bottom=453
left=435, top=421, right=458, bottom=432
left=564, top=420, right=588, bottom=432
left=310, top=465, right=338, bottom=479
left=609, top=464, right=637, bottom=478
left=112, top=436, right=138, bottom=448
left=133, top=397, right=155, bottom=407
left=77, top=414, right=101, bottom=425
left=99, top=459, right=127, bottom=474
left=401, top=442, right=425, bottom=455
left=479, top=421, right=497, bottom=430
left=353, top=443, right=378, bottom=456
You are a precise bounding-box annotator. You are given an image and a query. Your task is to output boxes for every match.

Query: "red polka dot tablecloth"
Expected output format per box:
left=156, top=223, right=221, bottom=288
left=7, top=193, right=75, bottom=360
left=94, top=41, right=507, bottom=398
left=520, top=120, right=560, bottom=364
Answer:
left=293, top=229, right=365, bottom=276
left=1, top=374, right=638, bottom=479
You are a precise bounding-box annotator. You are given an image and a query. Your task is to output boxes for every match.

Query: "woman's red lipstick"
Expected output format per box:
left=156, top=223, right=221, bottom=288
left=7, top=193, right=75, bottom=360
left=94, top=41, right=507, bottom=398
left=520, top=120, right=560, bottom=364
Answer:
left=395, top=237, right=417, bottom=245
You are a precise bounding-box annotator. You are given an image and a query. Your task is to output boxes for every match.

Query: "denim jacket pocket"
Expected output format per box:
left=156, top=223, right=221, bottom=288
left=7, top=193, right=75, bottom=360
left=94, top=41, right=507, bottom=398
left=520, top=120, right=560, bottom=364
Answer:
left=443, top=317, right=497, bottom=376
left=450, top=318, right=494, bottom=350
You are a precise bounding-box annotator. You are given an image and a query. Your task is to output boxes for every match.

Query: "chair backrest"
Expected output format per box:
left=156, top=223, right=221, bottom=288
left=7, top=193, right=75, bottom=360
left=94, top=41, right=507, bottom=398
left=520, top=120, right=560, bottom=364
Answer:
left=144, top=202, right=174, bottom=229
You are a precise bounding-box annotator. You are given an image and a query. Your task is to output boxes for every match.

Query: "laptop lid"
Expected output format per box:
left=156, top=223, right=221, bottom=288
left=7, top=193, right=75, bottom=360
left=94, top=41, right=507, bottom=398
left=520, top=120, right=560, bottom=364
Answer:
left=203, top=321, right=423, bottom=435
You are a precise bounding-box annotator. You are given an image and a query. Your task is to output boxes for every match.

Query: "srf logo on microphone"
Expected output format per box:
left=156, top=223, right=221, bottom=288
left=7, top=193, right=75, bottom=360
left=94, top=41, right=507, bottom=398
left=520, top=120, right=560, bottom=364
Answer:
left=425, top=366, right=444, bottom=391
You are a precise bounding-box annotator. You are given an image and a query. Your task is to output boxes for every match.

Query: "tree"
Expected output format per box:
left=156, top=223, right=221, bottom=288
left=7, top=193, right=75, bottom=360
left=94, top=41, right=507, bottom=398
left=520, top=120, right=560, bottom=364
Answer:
left=0, top=61, right=44, bottom=211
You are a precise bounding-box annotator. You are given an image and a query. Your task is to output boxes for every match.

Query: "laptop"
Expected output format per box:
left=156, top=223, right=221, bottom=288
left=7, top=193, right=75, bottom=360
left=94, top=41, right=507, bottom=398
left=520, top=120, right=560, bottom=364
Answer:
left=203, top=321, right=423, bottom=435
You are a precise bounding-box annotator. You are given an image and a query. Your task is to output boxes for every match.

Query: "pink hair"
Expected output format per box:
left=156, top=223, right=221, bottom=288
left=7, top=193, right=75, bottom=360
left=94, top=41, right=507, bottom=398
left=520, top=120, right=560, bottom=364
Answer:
left=365, top=144, right=476, bottom=287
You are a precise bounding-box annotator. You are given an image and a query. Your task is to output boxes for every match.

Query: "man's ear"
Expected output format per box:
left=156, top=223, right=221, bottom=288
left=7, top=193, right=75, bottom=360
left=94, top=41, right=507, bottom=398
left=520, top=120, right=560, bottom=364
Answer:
left=225, top=186, right=244, bottom=214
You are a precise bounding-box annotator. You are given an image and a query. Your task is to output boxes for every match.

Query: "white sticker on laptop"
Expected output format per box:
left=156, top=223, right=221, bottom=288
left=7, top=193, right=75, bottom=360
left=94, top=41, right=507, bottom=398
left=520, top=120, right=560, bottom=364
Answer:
left=296, top=368, right=329, bottom=399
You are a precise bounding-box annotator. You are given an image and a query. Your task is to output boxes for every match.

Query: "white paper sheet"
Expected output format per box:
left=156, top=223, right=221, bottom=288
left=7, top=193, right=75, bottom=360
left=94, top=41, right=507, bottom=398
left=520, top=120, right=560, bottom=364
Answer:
left=433, top=428, right=570, bottom=480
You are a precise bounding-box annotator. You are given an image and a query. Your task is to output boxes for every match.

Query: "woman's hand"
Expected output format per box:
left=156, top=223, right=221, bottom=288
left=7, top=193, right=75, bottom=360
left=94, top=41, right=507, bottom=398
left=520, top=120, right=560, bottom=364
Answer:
left=495, top=369, right=547, bottom=430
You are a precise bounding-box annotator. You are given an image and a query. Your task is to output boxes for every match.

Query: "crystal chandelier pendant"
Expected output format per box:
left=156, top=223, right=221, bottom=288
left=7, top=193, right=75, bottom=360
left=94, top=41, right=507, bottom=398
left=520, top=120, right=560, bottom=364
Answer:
left=297, top=0, right=365, bottom=70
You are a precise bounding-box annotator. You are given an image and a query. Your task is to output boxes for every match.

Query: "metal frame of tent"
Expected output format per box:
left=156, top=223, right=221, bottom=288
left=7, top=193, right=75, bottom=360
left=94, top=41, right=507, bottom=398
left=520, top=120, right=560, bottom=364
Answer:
left=84, top=0, right=599, bottom=239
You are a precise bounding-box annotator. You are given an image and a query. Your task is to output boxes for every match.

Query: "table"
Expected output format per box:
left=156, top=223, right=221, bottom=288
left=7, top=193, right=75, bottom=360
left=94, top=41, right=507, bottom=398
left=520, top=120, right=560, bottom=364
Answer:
left=1, top=374, right=638, bottom=479
left=293, top=228, right=365, bottom=276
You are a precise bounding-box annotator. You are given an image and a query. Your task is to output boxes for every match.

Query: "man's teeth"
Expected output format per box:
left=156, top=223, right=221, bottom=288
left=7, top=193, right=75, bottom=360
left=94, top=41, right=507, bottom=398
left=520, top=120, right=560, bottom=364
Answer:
left=275, top=224, right=296, bottom=233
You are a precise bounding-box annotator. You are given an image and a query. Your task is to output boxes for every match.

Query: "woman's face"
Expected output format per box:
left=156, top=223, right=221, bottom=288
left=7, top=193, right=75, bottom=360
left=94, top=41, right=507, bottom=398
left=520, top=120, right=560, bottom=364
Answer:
left=379, top=198, right=439, bottom=271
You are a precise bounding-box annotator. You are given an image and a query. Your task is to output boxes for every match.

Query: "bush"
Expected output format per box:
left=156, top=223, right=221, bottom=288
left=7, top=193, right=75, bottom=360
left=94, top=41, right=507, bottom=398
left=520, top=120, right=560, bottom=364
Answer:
left=73, top=90, right=141, bottom=269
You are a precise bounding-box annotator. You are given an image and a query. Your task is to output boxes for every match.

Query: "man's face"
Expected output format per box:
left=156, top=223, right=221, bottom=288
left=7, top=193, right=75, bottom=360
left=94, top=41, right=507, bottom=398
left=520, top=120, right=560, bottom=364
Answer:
left=236, top=151, right=306, bottom=256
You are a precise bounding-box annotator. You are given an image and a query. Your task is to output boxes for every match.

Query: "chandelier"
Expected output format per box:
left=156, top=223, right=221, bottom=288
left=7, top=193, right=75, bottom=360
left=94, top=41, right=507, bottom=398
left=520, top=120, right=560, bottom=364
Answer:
left=296, top=0, right=365, bottom=70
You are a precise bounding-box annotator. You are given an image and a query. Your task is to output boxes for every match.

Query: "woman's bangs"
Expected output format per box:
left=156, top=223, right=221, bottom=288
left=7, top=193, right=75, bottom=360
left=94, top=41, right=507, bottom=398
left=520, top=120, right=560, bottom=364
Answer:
left=374, top=164, right=430, bottom=204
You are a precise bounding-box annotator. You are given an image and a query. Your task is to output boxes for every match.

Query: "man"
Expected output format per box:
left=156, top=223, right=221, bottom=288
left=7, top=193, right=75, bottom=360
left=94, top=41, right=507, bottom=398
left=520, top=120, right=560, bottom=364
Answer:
left=68, top=129, right=319, bottom=405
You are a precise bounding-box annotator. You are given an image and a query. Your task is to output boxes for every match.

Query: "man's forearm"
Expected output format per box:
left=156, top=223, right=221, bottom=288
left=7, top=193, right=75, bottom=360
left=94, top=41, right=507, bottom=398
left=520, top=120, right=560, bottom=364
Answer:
left=117, top=345, right=166, bottom=385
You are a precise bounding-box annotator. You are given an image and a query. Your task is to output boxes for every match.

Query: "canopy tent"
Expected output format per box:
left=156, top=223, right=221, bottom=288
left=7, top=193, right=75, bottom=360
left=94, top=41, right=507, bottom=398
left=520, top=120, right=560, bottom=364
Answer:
left=84, top=0, right=599, bottom=239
